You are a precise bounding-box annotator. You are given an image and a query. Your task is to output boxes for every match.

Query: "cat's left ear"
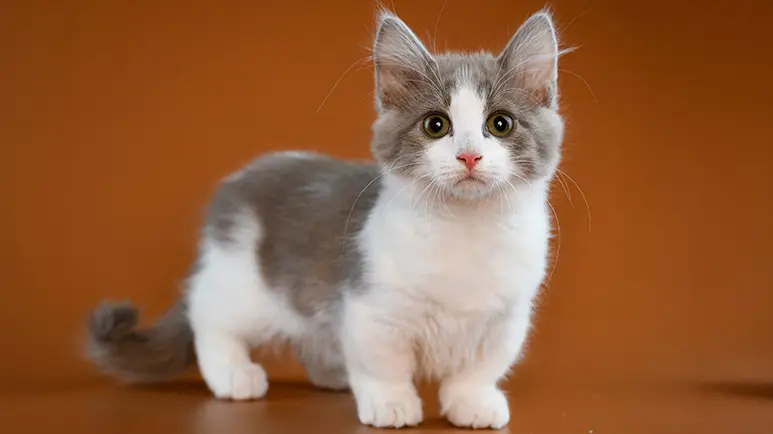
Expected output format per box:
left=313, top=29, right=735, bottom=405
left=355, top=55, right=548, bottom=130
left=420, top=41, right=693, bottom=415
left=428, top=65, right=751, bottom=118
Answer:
left=373, top=12, right=436, bottom=110
left=497, top=11, right=560, bottom=107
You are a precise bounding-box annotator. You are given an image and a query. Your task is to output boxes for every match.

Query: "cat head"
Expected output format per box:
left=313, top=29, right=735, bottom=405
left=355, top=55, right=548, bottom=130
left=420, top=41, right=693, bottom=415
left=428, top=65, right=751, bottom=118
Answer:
left=370, top=10, right=566, bottom=202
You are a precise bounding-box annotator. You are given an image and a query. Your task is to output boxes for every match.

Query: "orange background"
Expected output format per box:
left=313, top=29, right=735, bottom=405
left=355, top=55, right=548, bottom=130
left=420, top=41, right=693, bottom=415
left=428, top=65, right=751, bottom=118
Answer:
left=1, top=0, right=772, bottom=432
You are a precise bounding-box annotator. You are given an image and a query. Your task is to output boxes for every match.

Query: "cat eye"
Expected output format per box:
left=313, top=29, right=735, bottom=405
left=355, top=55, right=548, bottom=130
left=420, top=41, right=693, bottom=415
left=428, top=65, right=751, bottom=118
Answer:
left=486, top=112, right=515, bottom=137
left=422, top=113, right=451, bottom=138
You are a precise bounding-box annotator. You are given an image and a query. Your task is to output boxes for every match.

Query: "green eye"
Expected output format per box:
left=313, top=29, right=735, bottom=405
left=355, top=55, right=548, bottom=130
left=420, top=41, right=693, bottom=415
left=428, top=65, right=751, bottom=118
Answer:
left=486, top=112, right=515, bottom=137
left=422, top=114, right=451, bottom=138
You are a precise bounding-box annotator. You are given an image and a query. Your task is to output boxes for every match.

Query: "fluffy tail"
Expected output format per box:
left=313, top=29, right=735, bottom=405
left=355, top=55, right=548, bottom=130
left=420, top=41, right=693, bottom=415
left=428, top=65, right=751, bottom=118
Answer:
left=86, top=300, right=195, bottom=383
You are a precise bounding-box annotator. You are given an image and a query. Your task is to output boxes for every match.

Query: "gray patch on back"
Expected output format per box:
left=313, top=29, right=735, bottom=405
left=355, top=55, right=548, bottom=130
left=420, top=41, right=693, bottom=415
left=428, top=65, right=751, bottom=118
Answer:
left=204, top=152, right=381, bottom=316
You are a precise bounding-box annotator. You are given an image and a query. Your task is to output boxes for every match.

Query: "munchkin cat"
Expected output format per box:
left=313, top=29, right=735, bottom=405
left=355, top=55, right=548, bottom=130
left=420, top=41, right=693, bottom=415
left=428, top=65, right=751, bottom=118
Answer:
left=87, top=9, right=567, bottom=429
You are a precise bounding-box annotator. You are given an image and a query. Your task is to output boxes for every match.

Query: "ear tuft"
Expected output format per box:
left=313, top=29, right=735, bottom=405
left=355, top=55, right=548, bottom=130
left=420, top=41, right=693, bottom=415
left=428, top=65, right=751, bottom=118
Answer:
left=497, top=11, right=561, bottom=107
left=373, top=12, right=436, bottom=110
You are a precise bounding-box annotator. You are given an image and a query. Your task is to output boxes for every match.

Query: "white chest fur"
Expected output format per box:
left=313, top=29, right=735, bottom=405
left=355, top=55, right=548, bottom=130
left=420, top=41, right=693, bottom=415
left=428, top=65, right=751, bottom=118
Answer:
left=354, top=176, right=551, bottom=377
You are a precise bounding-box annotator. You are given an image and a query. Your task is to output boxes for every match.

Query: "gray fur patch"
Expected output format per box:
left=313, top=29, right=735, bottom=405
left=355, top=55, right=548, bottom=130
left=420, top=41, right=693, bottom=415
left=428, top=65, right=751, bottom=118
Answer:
left=205, top=152, right=381, bottom=316
left=86, top=300, right=195, bottom=382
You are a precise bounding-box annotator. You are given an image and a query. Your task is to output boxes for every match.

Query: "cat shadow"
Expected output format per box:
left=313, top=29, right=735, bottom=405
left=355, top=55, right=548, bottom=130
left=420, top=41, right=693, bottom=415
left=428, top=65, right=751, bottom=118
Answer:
left=130, top=378, right=212, bottom=396
left=131, top=380, right=504, bottom=432
left=130, top=378, right=345, bottom=401
left=697, top=381, right=773, bottom=400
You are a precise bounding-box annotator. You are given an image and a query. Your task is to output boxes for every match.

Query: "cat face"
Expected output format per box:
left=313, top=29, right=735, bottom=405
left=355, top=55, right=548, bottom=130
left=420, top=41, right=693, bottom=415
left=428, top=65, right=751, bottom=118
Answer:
left=370, top=11, right=565, bottom=201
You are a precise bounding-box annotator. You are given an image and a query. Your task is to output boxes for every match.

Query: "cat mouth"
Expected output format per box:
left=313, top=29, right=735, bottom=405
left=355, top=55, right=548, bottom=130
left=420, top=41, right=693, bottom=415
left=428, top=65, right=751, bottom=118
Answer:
left=454, top=174, right=487, bottom=186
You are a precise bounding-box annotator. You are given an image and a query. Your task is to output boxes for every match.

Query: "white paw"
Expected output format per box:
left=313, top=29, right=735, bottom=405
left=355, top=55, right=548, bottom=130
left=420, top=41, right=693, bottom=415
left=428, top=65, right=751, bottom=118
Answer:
left=354, top=384, right=423, bottom=428
left=211, top=363, right=269, bottom=401
left=441, top=386, right=510, bottom=429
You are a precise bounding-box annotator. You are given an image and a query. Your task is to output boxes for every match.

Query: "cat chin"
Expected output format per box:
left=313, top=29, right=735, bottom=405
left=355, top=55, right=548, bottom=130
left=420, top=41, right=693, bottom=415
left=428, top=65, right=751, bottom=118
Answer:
left=448, top=180, right=490, bottom=197
left=439, top=179, right=499, bottom=202
left=442, top=175, right=539, bottom=203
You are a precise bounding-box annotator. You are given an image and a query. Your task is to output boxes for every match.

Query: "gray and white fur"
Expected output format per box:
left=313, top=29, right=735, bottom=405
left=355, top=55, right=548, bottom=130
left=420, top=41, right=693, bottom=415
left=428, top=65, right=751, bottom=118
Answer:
left=87, top=9, right=567, bottom=429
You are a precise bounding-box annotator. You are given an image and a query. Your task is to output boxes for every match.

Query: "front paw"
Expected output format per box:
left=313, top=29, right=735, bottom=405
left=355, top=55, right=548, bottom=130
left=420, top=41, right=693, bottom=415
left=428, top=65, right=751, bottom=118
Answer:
left=354, top=382, right=423, bottom=428
left=440, top=386, right=509, bottom=429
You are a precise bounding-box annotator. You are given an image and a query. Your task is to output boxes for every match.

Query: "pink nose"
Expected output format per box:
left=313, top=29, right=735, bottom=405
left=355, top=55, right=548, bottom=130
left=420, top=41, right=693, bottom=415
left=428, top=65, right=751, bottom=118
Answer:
left=456, top=152, right=482, bottom=171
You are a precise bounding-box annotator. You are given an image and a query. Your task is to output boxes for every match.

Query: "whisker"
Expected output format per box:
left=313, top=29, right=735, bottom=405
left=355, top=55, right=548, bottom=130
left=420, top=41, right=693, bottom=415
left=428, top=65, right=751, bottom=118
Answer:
left=415, top=178, right=437, bottom=225
left=557, top=68, right=598, bottom=103
left=497, top=181, right=516, bottom=215
left=341, top=159, right=418, bottom=255
left=427, top=182, right=438, bottom=227
left=412, top=176, right=437, bottom=210
left=356, top=89, right=376, bottom=106
left=432, top=0, right=448, bottom=54
left=556, top=168, right=592, bottom=233
left=560, top=8, right=591, bottom=33
left=496, top=183, right=505, bottom=215
left=436, top=181, right=454, bottom=221
left=512, top=173, right=533, bottom=188
left=316, top=56, right=374, bottom=113
left=545, top=199, right=561, bottom=285
left=380, top=182, right=411, bottom=225
left=554, top=171, right=573, bottom=206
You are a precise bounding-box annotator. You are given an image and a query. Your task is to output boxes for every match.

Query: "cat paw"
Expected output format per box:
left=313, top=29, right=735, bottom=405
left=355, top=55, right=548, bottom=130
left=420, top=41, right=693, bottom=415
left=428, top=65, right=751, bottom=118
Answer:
left=354, top=383, right=423, bottom=428
left=441, top=386, right=510, bottom=429
left=210, top=363, right=269, bottom=401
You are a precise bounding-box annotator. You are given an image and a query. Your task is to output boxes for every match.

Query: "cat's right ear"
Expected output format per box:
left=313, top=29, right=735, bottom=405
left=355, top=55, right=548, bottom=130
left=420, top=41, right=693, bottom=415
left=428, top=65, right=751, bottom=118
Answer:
left=373, top=12, right=436, bottom=110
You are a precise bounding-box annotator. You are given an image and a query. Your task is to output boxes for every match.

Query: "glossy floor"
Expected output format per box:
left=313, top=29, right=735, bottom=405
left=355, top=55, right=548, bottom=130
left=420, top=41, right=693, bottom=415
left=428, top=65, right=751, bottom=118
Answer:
left=2, top=372, right=772, bottom=433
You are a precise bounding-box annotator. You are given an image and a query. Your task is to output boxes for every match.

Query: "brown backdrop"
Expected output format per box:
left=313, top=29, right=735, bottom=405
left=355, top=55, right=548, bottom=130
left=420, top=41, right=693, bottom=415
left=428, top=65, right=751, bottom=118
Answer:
left=2, top=0, right=772, bottom=433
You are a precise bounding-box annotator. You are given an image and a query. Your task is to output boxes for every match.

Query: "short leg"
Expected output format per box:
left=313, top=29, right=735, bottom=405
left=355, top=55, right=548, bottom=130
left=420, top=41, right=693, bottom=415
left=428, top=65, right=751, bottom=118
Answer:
left=343, top=301, right=422, bottom=428
left=294, top=322, right=350, bottom=391
left=303, top=361, right=349, bottom=391
left=184, top=218, right=282, bottom=401
left=440, top=304, right=533, bottom=429
left=194, top=330, right=268, bottom=400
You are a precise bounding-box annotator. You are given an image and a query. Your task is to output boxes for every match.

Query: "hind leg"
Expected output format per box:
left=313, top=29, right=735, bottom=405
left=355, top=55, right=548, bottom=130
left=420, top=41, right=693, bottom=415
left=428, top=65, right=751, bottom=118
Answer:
left=187, top=228, right=302, bottom=400
left=302, top=359, right=349, bottom=391
left=194, top=330, right=268, bottom=400
left=294, top=326, right=349, bottom=391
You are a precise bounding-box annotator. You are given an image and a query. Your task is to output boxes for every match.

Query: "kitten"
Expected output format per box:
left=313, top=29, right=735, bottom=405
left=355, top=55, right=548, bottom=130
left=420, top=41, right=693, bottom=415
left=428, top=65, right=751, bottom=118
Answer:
left=87, top=9, right=566, bottom=430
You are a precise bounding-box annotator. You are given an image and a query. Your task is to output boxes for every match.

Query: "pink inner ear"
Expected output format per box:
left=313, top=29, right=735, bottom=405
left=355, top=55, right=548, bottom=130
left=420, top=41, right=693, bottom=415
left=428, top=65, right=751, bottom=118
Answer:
left=498, top=13, right=559, bottom=106
left=499, top=50, right=556, bottom=106
left=375, top=48, right=431, bottom=107
left=533, top=80, right=552, bottom=106
left=522, top=58, right=556, bottom=105
left=373, top=16, right=435, bottom=108
left=377, top=68, right=406, bottom=106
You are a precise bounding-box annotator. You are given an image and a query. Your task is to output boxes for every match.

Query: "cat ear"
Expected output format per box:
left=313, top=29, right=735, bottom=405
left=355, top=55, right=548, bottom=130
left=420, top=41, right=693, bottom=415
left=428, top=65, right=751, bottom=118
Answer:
left=373, top=12, right=436, bottom=109
left=497, top=11, right=560, bottom=107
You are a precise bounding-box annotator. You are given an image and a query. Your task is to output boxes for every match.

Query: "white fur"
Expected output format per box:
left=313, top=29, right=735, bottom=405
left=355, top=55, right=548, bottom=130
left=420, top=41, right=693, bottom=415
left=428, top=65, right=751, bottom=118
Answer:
left=186, top=87, right=552, bottom=429
left=186, top=211, right=305, bottom=400
left=421, top=85, right=527, bottom=203
left=344, top=176, right=548, bottom=428
left=343, top=85, right=550, bottom=428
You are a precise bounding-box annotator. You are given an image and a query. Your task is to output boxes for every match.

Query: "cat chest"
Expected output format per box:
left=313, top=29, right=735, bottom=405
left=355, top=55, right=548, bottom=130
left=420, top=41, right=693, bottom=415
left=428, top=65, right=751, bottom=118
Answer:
left=364, top=219, right=547, bottom=307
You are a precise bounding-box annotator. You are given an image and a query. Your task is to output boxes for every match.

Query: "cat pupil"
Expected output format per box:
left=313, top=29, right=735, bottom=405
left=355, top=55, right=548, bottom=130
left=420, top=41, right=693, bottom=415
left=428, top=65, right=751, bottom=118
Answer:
left=494, top=116, right=506, bottom=131
left=430, top=118, right=443, bottom=133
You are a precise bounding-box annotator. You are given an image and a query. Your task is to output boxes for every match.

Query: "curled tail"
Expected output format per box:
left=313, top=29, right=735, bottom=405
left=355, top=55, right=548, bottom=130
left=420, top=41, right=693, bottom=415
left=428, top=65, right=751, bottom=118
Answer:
left=86, top=300, right=195, bottom=383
